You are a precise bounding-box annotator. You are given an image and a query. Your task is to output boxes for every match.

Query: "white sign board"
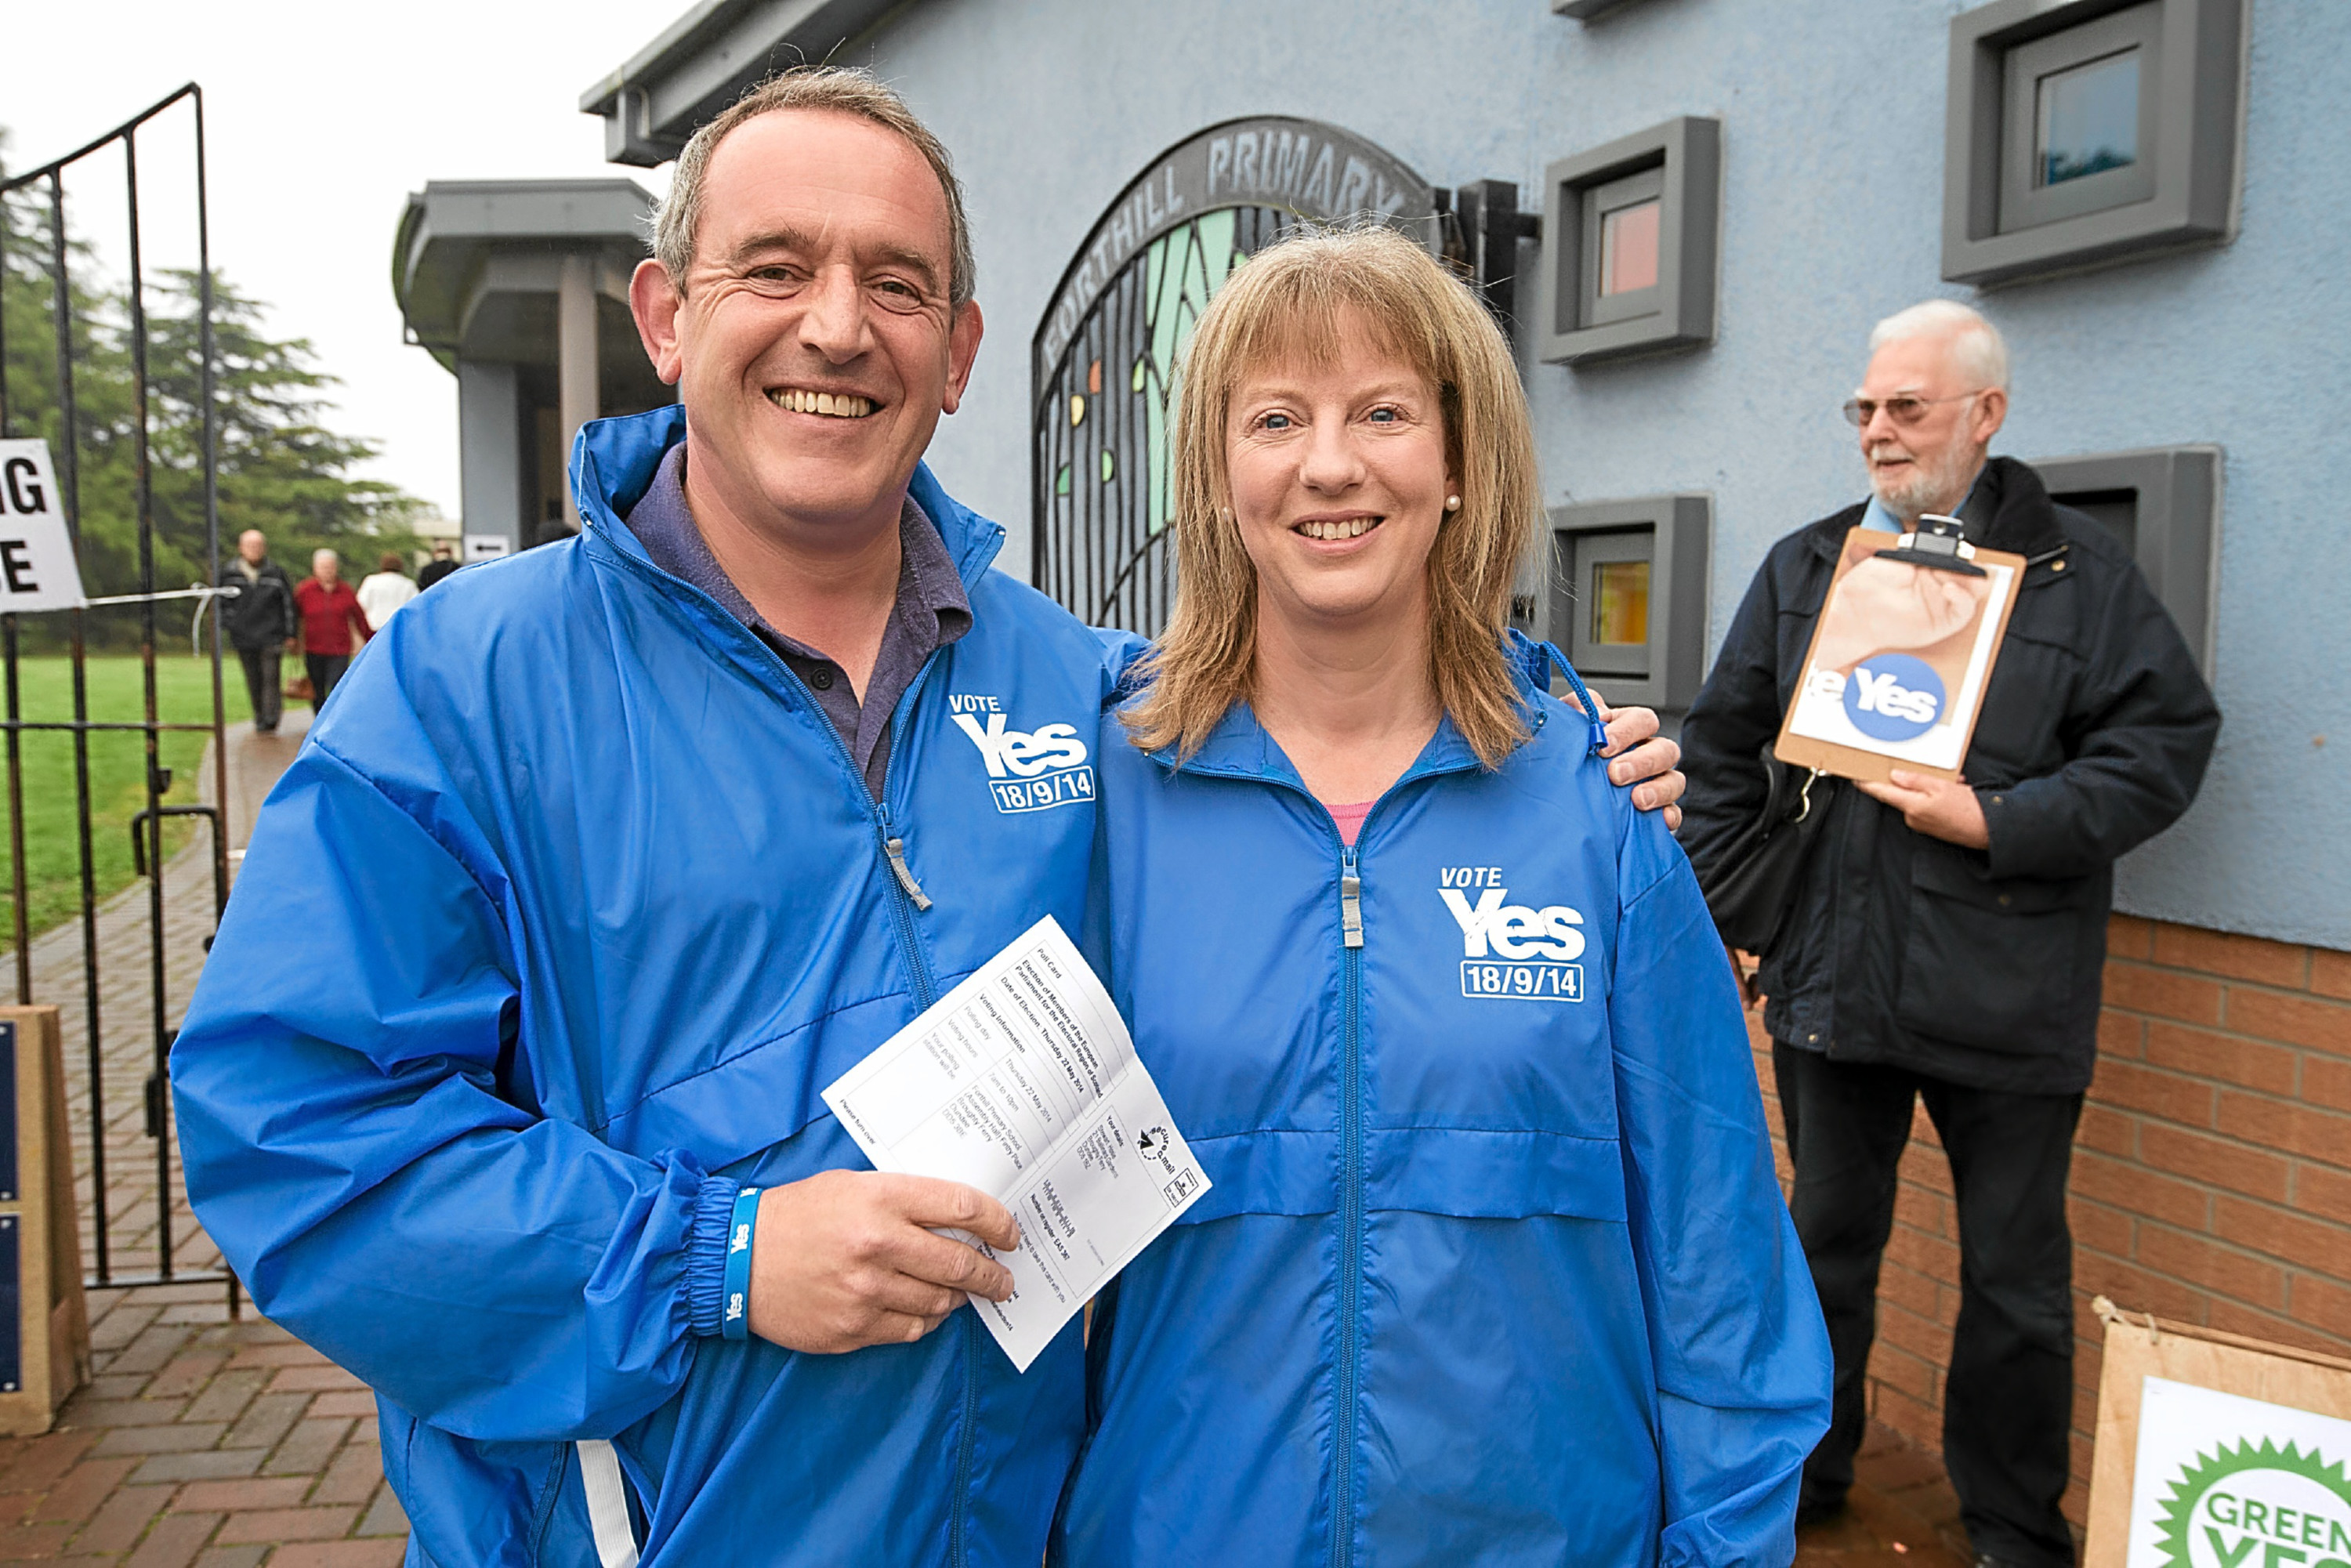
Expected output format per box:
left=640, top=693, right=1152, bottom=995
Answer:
left=2125, top=1377, right=2351, bottom=1568
left=0, top=441, right=87, bottom=613
left=462, top=534, right=511, bottom=563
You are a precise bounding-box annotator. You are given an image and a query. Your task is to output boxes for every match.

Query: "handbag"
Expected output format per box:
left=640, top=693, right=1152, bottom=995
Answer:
left=1694, top=743, right=1835, bottom=954
left=284, top=673, right=314, bottom=701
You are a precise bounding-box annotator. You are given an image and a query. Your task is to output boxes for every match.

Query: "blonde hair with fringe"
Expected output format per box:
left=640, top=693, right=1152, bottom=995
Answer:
left=1121, top=225, right=1542, bottom=770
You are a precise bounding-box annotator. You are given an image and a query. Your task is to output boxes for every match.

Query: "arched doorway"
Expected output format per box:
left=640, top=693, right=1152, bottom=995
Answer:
left=1031, top=119, right=1437, bottom=633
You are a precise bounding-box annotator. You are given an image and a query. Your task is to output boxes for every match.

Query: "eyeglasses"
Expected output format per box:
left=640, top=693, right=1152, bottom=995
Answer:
left=1841, top=390, right=1988, bottom=428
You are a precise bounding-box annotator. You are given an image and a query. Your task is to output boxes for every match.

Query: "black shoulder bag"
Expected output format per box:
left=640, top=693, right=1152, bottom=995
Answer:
left=1694, top=744, right=1835, bottom=954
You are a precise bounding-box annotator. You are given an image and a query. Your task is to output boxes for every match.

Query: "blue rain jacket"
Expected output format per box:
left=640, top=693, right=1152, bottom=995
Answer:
left=172, top=405, right=1119, bottom=1567
left=1055, top=644, right=1831, bottom=1568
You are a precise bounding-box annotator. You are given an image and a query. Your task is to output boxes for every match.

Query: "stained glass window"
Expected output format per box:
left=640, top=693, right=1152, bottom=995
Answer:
left=1590, top=560, right=1651, bottom=646
left=1034, top=206, right=1290, bottom=632
left=1599, top=200, right=1661, bottom=296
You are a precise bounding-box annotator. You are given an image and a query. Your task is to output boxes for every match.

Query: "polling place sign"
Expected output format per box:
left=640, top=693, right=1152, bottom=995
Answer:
left=2086, top=1298, right=2351, bottom=1568
left=0, top=443, right=86, bottom=614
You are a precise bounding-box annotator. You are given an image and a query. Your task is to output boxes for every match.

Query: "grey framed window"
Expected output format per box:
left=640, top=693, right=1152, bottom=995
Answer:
left=2001, top=5, right=2161, bottom=230
left=1514, top=494, right=1712, bottom=712
left=1538, top=118, right=1720, bottom=368
left=1581, top=168, right=1665, bottom=329
left=2030, top=445, right=2222, bottom=675
left=1943, top=0, right=2247, bottom=288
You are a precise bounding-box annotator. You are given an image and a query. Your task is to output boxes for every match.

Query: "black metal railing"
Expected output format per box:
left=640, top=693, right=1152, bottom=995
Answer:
left=0, top=85, right=232, bottom=1296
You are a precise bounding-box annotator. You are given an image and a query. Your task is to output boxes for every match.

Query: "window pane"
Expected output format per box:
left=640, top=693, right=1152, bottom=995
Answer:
left=1599, top=199, right=1661, bottom=296
left=2038, top=49, right=2139, bottom=186
left=1590, top=560, right=1650, bottom=646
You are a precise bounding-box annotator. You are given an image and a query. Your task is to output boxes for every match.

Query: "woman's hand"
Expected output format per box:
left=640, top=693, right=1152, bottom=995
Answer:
left=1579, top=693, right=1685, bottom=830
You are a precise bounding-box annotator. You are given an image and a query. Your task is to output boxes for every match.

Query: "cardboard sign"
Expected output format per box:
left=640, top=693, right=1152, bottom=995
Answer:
left=1775, top=526, right=2024, bottom=784
left=2085, top=1298, right=2351, bottom=1568
left=0, top=442, right=87, bottom=614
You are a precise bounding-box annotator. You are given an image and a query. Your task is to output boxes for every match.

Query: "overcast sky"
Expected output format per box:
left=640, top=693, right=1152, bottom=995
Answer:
left=4, top=1, right=679, bottom=520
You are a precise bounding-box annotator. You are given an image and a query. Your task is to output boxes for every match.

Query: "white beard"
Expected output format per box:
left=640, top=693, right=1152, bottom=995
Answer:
left=1870, top=442, right=1978, bottom=522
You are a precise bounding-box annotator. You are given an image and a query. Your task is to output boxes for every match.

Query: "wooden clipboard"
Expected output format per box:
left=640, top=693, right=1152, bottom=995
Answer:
left=1774, top=527, right=2026, bottom=785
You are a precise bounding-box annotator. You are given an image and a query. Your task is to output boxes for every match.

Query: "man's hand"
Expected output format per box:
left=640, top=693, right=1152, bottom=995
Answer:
left=1856, top=768, right=1989, bottom=849
left=1581, top=693, right=1686, bottom=831
left=746, top=1171, right=1020, bottom=1354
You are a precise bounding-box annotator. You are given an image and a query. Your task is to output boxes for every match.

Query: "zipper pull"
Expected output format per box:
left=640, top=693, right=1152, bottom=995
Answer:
left=882, top=833, right=933, bottom=912
left=1340, top=849, right=1364, bottom=950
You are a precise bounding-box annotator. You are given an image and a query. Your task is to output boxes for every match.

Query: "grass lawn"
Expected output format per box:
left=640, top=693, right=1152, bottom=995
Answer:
left=0, top=654, right=252, bottom=947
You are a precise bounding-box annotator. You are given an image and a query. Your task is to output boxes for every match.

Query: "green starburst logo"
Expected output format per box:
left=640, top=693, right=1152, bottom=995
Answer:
left=2153, top=1438, right=2351, bottom=1568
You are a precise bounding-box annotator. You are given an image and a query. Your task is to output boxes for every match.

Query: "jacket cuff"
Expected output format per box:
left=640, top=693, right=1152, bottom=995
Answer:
left=682, top=1175, right=744, bottom=1338
left=1979, top=780, right=2060, bottom=880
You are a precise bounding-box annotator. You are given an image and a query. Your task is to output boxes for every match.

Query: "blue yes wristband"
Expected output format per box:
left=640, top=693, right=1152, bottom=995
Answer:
left=721, top=1186, right=762, bottom=1342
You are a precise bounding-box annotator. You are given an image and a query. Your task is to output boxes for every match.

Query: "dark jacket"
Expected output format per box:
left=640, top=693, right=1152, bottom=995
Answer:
left=1679, top=456, right=2220, bottom=1093
left=217, top=556, right=295, bottom=650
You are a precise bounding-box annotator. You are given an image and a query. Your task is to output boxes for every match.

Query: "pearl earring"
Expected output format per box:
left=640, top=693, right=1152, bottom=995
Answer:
left=1444, top=494, right=1462, bottom=512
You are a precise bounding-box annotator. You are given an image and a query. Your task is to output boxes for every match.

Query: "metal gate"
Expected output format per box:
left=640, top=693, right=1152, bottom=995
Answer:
left=0, top=85, right=234, bottom=1295
left=1029, top=118, right=1443, bottom=637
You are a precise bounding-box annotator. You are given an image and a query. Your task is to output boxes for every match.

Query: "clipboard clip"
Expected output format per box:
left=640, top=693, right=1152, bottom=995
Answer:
left=1874, top=513, right=1987, bottom=578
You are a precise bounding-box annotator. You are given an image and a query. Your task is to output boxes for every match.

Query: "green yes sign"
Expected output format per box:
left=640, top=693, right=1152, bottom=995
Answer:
left=2132, top=1380, right=2351, bottom=1568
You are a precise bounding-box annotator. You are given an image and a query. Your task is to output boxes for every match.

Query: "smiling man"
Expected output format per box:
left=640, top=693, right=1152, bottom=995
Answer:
left=1678, top=300, right=2219, bottom=1568
left=172, top=69, right=1683, bottom=1568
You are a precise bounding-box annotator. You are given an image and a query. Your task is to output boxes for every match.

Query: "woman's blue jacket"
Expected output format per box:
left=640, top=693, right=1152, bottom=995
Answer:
left=1055, top=653, right=1832, bottom=1567
left=171, top=406, right=1118, bottom=1567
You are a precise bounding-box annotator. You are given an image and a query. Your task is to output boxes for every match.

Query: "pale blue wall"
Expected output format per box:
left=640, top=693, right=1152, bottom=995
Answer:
left=841, top=0, right=2349, bottom=949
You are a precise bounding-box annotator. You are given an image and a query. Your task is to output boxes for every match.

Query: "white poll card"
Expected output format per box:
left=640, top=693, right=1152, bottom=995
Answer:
left=820, top=916, right=1209, bottom=1371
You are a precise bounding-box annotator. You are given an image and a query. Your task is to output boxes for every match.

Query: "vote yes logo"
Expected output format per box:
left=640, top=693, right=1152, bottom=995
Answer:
left=1439, top=867, right=1587, bottom=1002
left=1842, top=652, right=1945, bottom=742
left=951, top=693, right=1096, bottom=814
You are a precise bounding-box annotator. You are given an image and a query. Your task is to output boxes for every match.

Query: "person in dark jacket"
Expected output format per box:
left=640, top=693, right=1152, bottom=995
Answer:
left=218, top=529, right=296, bottom=733
left=415, top=540, right=458, bottom=590
left=1679, top=299, right=2220, bottom=1568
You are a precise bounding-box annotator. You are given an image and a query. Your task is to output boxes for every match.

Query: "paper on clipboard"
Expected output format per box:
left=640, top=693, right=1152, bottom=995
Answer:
left=820, top=916, right=1209, bottom=1372
left=1777, top=526, right=2026, bottom=784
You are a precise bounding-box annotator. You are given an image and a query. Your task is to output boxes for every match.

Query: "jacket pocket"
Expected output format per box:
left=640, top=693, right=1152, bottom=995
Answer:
left=1894, top=844, right=2090, bottom=1054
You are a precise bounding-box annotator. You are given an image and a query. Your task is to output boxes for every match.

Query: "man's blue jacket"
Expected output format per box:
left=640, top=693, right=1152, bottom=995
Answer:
left=1053, top=649, right=1831, bottom=1567
left=172, top=406, right=1115, bottom=1566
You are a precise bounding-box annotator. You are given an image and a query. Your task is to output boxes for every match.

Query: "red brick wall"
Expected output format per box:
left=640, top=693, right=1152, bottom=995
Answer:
left=1748, top=917, right=2351, bottom=1524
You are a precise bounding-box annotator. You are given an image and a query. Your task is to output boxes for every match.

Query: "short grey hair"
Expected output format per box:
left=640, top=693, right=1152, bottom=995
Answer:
left=652, top=67, right=975, bottom=311
left=1869, top=299, right=2010, bottom=393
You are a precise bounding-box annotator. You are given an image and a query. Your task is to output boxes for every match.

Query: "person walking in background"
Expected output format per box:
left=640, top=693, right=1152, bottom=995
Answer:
left=293, top=549, right=371, bottom=710
left=357, top=552, right=419, bottom=628
left=218, top=528, right=296, bottom=734
left=1677, top=299, right=2220, bottom=1568
left=416, top=540, right=458, bottom=590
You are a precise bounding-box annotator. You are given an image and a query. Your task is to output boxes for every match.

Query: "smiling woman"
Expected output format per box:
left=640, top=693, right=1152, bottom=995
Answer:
left=1057, top=226, right=1830, bottom=1567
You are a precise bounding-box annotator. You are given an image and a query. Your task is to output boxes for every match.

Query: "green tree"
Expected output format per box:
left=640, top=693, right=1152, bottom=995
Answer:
left=2, top=134, right=426, bottom=641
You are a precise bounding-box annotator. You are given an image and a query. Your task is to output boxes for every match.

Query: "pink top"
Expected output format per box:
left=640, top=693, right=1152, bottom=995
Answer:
left=1328, top=800, right=1375, bottom=846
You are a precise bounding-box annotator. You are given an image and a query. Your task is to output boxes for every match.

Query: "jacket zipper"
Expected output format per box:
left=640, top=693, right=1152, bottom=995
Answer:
left=1165, top=758, right=1480, bottom=1567
left=584, top=488, right=993, bottom=1556
left=1329, top=839, right=1365, bottom=1568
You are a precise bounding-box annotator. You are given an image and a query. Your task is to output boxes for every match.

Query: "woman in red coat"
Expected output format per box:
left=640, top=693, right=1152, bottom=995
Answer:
left=292, top=549, right=371, bottom=711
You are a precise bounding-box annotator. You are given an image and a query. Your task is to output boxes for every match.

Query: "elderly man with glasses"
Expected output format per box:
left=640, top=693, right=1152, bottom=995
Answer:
left=1678, top=299, right=2219, bottom=1568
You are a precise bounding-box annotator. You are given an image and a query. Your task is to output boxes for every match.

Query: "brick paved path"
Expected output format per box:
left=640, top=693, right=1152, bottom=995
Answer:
left=30, top=712, right=312, bottom=1284
left=1, top=1283, right=406, bottom=1566
left=0, top=713, right=411, bottom=1564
